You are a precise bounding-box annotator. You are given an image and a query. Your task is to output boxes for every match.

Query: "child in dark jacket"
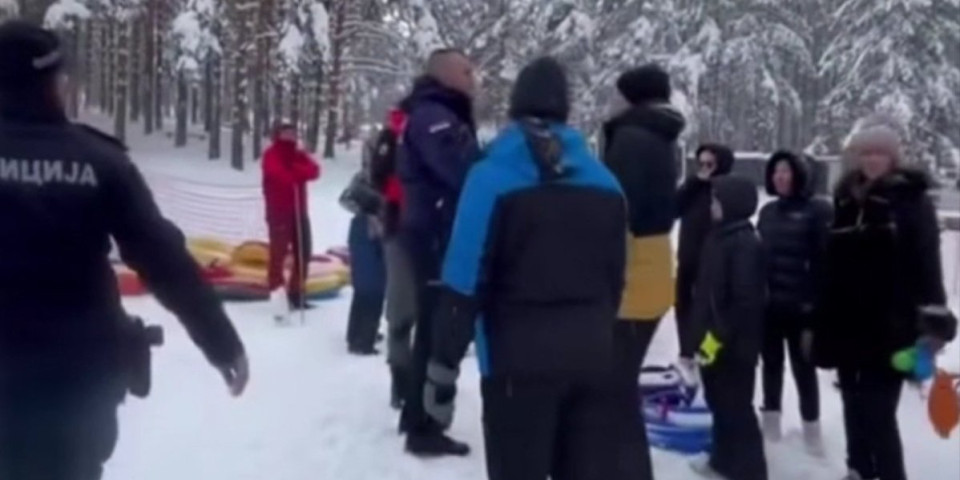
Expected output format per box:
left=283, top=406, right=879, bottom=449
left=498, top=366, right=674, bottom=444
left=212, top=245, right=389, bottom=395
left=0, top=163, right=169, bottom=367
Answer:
left=691, top=176, right=768, bottom=480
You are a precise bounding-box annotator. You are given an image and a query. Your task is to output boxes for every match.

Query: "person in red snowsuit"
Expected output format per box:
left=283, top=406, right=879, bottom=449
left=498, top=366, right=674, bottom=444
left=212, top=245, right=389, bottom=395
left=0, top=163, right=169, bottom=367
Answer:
left=262, top=124, right=321, bottom=312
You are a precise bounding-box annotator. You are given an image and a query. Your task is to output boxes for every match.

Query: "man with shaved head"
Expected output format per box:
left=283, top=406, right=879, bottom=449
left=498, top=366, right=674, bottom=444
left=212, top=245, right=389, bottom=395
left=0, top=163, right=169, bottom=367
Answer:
left=395, top=48, right=479, bottom=457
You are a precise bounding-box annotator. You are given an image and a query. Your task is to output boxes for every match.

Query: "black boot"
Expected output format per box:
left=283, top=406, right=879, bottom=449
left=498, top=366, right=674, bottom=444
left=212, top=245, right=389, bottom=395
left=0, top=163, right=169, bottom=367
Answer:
left=348, top=345, right=380, bottom=356
left=405, top=431, right=470, bottom=457
left=288, top=293, right=316, bottom=311
left=390, top=366, right=409, bottom=410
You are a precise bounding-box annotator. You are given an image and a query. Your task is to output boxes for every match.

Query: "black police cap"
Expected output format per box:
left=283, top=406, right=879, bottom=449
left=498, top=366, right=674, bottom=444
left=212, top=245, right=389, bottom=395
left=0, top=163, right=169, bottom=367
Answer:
left=0, top=20, right=64, bottom=90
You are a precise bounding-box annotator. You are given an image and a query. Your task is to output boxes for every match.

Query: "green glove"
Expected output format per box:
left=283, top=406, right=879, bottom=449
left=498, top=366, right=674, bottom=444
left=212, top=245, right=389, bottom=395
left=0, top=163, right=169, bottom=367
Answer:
left=698, top=331, right=724, bottom=367
left=891, top=347, right=917, bottom=373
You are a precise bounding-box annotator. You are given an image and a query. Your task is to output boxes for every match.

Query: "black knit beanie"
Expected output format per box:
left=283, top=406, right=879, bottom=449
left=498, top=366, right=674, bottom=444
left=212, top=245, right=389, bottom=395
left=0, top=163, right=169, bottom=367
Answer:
left=0, top=20, right=64, bottom=91
left=616, top=64, right=671, bottom=105
left=508, top=57, right=570, bottom=123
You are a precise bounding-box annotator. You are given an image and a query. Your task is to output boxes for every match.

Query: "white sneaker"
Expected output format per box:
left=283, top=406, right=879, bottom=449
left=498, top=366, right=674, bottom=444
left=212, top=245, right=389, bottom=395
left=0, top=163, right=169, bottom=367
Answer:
left=803, top=421, right=825, bottom=457
left=677, top=357, right=701, bottom=388
left=689, top=456, right=725, bottom=478
left=270, top=289, right=290, bottom=324
left=761, top=410, right=783, bottom=442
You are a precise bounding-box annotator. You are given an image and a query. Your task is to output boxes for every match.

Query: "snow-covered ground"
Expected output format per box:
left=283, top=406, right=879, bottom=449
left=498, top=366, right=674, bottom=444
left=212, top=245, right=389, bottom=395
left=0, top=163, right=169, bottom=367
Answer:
left=98, top=119, right=960, bottom=480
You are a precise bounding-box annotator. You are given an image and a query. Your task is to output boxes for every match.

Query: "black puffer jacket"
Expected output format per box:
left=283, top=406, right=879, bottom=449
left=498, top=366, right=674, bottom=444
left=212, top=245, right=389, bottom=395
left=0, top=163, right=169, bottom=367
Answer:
left=676, top=144, right=735, bottom=270
left=757, top=151, right=832, bottom=315
left=691, top=176, right=765, bottom=363
left=815, top=169, right=949, bottom=369
left=602, top=103, right=685, bottom=236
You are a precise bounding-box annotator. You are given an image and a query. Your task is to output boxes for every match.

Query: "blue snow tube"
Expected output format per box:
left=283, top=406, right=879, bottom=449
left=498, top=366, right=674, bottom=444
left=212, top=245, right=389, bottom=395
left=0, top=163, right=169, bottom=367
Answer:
left=640, top=365, right=712, bottom=455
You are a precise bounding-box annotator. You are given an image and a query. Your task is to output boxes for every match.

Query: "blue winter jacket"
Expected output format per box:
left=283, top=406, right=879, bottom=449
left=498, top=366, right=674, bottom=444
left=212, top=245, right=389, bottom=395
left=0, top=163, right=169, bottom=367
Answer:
left=431, top=121, right=627, bottom=378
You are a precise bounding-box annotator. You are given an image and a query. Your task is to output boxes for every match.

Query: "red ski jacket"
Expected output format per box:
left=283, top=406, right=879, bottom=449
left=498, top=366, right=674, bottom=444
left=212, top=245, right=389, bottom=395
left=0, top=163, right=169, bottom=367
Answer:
left=262, top=139, right=320, bottom=223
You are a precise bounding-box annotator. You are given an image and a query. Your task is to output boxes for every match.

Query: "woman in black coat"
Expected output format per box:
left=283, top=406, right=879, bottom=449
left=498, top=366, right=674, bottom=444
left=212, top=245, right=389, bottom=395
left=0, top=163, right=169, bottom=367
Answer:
left=757, top=151, right=832, bottom=453
left=675, top=143, right=734, bottom=379
left=815, top=117, right=957, bottom=480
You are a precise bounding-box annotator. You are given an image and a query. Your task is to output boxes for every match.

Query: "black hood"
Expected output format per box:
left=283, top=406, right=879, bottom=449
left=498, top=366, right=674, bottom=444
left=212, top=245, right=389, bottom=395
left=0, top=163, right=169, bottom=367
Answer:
left=399, top=75, right=474, bottom=128
left=696, top=143, right=735, bottom=177
left=603, top=103, right=685, bottom=143
left=765, top=150, right=812, bottom=198
left=835, top=167, right=933, bottom=202
left=712, top=176, right=758, bottom=224
left=509, top=57, right=569, bottom=124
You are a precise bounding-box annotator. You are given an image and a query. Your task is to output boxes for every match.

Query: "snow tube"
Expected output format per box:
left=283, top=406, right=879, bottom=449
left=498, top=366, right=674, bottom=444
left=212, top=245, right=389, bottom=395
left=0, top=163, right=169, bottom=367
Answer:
left=187, top=237, right=234, bottom=267
left=211, top=280, right=270, bottom=302
left=232, top=241, right=270, bottom=268
left=115, top=265, right=148, bottom=296
left=640, top=365, right=712, bottom=455
left=327, top=246, right=350, bottom=265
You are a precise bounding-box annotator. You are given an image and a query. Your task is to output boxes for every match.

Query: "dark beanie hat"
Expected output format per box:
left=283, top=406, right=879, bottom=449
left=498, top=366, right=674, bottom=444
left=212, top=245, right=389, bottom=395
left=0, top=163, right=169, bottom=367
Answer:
left=616, top=64, right=671, bottom=105
left=0, top=20, right=65, bottom=90
left=508, top=57, right=570, bottom=123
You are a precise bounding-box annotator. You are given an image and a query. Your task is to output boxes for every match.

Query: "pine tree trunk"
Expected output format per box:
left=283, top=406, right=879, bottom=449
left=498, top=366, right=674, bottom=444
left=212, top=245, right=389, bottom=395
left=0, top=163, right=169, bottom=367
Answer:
left=191, top=87, right=200, bottom=125
left=322, top=1, right=347, bottom=159
left=143, top=0, right=156, bottom=135
left=306, top=76, right=321, bottom=153
left=113, top=21, right=129, bottom=142
left=130, top=18, right=142, bottom=122
left=204, top=58, right=214, bottom=133
left=209, top=52, right=222, bottom=160
left=291, top=75, right=301, bottom=130
left=175, top=69, right=188, bottom=147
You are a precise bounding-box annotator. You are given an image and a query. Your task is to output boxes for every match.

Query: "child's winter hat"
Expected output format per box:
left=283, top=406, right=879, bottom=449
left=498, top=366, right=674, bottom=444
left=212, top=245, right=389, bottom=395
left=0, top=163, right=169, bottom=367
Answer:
left=843, top=114, right=906, bottom=163
left=616, top=64, right=672, bottom=105
left=509, top=56, right=570, bottom=123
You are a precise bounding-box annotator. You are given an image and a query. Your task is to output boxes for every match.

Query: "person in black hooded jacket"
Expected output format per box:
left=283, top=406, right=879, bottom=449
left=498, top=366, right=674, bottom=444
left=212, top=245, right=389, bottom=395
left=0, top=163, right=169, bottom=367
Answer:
left=815, top=117, right=957, bottom=480
left=690, top=176, right=767, bottom=480
left=756, top=151, right=832, bottom=452
left=675, top=144, right=735, bottom=373
left=602, top=63, right=684, bottom=480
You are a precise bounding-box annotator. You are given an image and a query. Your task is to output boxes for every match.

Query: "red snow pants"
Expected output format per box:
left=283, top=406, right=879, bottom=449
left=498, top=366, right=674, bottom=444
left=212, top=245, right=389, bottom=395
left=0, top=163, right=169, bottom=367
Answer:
left=267, top=215, right=312, bottom=300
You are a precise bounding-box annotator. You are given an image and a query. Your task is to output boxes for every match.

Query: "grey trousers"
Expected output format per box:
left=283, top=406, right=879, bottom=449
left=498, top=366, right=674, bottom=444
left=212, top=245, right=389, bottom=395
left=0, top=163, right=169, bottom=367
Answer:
left=383, top=238, right=417, bottom=368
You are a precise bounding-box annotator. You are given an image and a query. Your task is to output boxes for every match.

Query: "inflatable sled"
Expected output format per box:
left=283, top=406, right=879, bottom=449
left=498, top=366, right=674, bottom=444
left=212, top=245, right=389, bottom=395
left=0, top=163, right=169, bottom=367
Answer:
left=202, top=241, right=349, bottom=302
left=640, top=365, right=712, bottom=455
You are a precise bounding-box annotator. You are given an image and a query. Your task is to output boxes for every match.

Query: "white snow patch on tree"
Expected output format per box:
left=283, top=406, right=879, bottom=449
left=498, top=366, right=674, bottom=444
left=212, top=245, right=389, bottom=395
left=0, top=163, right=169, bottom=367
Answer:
left=44, top=0, right=92, bottom=29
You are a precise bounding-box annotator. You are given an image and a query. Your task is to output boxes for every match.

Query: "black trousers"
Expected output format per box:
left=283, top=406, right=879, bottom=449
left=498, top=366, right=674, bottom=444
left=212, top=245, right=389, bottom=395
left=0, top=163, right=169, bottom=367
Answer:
left=612, top=320, right=659, bottom=480
left=674, top=264, right=698, bottom=359
left=702, top=358, right=768, bottom=480
left=346, top=291, right=385, bottom=350
left=482, top=376, right=618, bottom=480
left=398, top=230, right=446, bottom=436
left=0, top=385, right=120, bottom=480
left=761, top=306, right=819, bottom=421
left=838, top=366, right=906, bottom=480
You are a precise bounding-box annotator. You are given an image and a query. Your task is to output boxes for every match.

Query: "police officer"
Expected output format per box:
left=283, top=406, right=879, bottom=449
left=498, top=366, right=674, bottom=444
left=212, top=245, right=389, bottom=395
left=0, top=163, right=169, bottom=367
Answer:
left=0, top=21, right=249, bottom=480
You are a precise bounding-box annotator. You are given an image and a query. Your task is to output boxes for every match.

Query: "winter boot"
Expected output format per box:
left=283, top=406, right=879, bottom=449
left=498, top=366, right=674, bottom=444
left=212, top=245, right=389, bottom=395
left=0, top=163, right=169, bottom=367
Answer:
left=803, top=421, right=825, bottom=457
left=288, top=292, right=316, bottom=312
left=390, top=366, right=409, bottom=410
left=761, top=410, right=783, bottom=442
left=270, top=289, right=290, bottom=324
left=689, top=456, right=726, bottom=479
left=405, top=431, right=470, bottom=457
left=348, top=345, right=380, bottom=356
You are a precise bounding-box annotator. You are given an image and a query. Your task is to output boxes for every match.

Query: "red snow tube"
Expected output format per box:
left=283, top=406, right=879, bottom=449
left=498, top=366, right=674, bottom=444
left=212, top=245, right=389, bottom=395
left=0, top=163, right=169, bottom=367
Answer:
left=327, top=246, right=350, bottom=265
left=210, top=280, right=270, bottom=302
left=116, top=266, right=148, bottom=296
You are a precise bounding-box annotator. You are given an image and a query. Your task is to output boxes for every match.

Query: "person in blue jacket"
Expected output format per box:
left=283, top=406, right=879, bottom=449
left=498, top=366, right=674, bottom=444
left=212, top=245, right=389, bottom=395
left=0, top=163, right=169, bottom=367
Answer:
left=396, top=48, right=480, bottom=456
left=425, top=57, right=628, bottom=480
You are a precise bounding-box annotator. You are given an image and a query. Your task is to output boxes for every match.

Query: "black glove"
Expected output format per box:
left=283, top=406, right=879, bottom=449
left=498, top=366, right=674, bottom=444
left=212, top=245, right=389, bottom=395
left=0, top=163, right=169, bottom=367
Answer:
left=423, top=361, right=459, bottom=429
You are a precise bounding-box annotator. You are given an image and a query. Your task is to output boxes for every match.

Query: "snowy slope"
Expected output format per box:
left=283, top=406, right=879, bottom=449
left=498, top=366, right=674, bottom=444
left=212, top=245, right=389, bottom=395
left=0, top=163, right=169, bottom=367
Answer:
left=104, top=129, right=960, bottom=479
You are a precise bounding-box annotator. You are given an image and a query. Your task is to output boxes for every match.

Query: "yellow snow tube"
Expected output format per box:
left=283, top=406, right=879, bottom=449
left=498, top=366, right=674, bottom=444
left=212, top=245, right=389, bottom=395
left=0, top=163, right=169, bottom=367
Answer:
left=187, top=237, right=234, bottom=267
left=232, top=241, right=270, bottom=269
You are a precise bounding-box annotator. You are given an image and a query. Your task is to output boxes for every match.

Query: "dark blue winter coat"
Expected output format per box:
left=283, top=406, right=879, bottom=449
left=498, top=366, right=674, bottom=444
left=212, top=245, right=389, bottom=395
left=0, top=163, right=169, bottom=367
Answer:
left=396, top=77, right=479, bottom=247
left=347, top=215, right=386, bottom=295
